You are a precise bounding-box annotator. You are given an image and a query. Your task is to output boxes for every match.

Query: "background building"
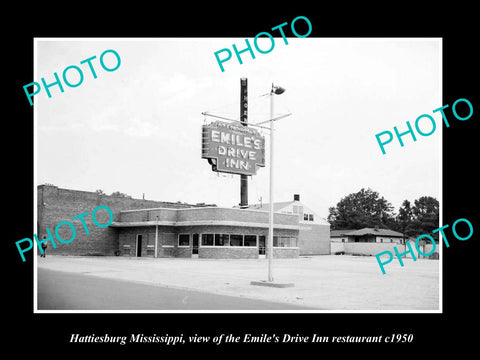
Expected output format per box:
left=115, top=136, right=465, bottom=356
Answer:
left=330, top=227, right=439, bottom=258
left=330, top=227, right=403, bottom=256
left=247, top=194, right=330, bottom=255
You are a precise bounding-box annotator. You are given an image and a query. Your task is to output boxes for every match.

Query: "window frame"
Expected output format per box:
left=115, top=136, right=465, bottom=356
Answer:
left=201, top=233, right=215, bottom=246
left=243, top=234, right=258, bottom=247
left=178, top=233, right=190, bottom=247
left=273, top=235, right=299, bottom=248
left=229, top=234, right=244, bottom=247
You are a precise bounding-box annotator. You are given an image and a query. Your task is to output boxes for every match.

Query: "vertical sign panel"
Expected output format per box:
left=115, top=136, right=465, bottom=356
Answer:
left=240, top=78, right=248, bottom=207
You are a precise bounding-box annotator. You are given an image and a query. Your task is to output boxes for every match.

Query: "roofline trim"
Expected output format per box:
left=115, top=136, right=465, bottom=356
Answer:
left=118, top=206, right=299, bottom=217
left=110, top=220, right=299, bottom=230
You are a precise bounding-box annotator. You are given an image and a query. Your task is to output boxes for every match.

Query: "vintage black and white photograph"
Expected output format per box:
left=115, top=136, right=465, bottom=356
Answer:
left=33, top=37, right=442, bottom=312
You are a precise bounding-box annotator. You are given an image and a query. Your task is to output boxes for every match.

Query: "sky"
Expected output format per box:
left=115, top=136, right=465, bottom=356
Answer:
left=35, top=38, right=442, bottom=219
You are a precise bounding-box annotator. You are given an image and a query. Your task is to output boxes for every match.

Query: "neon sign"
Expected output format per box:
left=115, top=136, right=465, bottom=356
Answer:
left=202, top=120, right=265, bottom=176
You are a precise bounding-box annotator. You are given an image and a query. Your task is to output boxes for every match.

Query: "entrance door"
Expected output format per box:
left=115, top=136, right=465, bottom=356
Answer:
left=259, top=235, right=266, bottom=255
left=192, top=234, right=199, bottom=255
left=136, top=234, right=143, bottom=257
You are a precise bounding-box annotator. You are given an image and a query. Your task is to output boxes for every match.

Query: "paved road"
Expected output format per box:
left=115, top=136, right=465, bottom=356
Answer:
left=37, top=268, right=314, bottom=311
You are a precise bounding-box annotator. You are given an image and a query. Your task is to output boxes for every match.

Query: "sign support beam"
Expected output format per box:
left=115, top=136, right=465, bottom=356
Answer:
left=240, top=78, right=248, bottom=208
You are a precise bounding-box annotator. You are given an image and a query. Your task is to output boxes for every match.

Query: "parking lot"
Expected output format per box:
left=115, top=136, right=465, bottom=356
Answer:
left=36, top=254, right=440, bottom=311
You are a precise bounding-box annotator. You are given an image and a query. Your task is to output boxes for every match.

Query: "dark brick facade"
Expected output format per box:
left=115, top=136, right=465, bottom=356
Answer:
left=115, top=217, right=300, bottom=259
left=37, top=185, right=328, bottom=259
left=37, top=185, right=208, bottom=256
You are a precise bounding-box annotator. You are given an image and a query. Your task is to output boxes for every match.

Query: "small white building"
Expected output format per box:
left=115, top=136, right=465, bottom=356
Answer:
left=330, top=227, right=404, bottom=256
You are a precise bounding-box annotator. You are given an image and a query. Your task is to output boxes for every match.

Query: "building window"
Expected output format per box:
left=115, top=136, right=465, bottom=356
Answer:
left=302, top=213, right=314, bottom=221
left=178, top=234, right=190, bottom=247
left=202, top=233, right=214, bottom=246
left=244, top=235, right=257, bottom=247
left=198, top=233, right=259, bottom=247
left=230, top=234, right=243, bottom=246
left=273, top=236, right=298, bottom=247
left=215, top=234, right=229, bottom=246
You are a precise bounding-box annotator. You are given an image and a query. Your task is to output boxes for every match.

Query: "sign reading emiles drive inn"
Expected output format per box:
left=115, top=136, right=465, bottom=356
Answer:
left=202, top=120, right=265, bottom=176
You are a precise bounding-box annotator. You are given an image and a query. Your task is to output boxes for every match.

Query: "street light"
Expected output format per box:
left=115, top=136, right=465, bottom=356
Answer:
left=267, top=83, right=285, bottom=282
left=155, top=215, right=159, bottom=258
left=272, top=85, right=286, bottom=95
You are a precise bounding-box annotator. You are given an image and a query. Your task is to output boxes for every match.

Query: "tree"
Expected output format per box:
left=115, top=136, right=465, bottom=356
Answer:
left=394, top=196, right=439, bottom=241
left=328, top=188, right=395, bottom=229
left=411, top=196, right=439, bottom=240
left=110, top=191, right=132, bottom=198
left=96, top=189, right=106, bottom=195
left=396, top=200, right=414, bottom=242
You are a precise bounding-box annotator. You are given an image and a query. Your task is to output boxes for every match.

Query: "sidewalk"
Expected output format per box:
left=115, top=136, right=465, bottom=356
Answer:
left=36, top=255, right=440, bottom=311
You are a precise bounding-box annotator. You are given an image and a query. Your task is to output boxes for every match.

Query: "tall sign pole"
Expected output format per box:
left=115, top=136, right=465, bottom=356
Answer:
left=239, top=77, right=248, bottom=208
left=268, top=85, right=274, bottom=282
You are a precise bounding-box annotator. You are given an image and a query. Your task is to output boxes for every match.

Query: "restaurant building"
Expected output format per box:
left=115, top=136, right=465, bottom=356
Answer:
left=37, top=184, right=330, bottom=259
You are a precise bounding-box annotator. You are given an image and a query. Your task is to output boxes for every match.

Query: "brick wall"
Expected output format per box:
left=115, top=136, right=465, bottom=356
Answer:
left=116, top=224, right=299, bottom=259
left=37, top=185, right=200, bottom=256
left=197, top=246, right=299, bottom=259
left=298, top=223, right=330, bottom=255
left=272, top=247, right=300, bottom=258
left=199, top=247, right=258, bottom=259
left=119, top=207, right=299, bottom=227
left=163, top=246, right=192, bottom=258
left=120, top=208, right=178, bottom=223
left=175, top=207, right=298, bottom=226
left=38, top=184, right=304, bottom=258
